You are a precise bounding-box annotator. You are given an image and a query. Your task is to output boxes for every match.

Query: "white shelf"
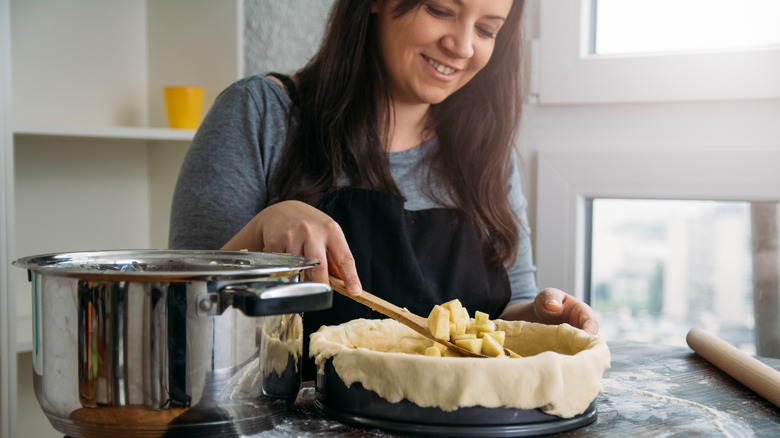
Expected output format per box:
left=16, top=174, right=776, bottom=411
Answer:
left=13, top=124, right=195, bottom=142
left=3, top=1, right=243, bottom=436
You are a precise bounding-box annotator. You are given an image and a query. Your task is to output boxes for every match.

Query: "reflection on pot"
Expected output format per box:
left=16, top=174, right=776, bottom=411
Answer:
left=17, top=249, right=333, bottom=438
left=49, top=279, right=286, bottom=437
left=260, top=313, right=304, bottom=398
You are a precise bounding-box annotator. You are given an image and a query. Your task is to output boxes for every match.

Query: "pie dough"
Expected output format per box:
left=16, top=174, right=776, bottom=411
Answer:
left=260, top=313, right=303, bottom=377
left=309, top=318, right=610, bottom=418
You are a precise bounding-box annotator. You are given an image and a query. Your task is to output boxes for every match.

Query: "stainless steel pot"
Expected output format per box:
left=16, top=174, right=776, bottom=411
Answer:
left=13, top=249, right=333, bottom=438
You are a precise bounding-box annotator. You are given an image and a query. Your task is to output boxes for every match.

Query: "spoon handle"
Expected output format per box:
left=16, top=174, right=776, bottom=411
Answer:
left=328, top=275, right=485, bottom=357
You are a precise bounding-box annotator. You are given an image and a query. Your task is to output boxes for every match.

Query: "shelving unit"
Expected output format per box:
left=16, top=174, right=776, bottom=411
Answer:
left=13, top=124, right=196, bottom=142
left=1, top=1, right=243, bottom=437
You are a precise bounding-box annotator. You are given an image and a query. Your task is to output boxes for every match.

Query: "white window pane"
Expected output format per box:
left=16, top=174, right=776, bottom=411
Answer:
left=590, top=199, right=780, bottom=356
left=594, top=0, right=780, bottom=55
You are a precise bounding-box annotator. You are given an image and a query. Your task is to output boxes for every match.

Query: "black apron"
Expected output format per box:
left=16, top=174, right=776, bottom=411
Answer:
left=302, top=187, right=511, bottom=380
left=265, top=73, right=512, bottom=379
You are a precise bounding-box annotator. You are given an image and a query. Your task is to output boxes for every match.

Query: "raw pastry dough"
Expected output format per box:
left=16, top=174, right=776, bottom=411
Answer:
left=309, top=318, right=610, bottom=418
left=260, top=313, right=303, bottom=377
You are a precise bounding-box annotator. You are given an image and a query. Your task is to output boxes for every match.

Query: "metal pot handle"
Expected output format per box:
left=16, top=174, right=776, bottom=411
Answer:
left=201, top=281, right=333, bottom=317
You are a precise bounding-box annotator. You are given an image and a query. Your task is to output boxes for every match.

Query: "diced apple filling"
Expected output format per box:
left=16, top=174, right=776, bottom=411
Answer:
left=427, top=305, right=451, bottom=341
left=424, top=299, right=520, bottom=358
left=454, top=338, right=483, bottom=354
left=424, top=346, right=442, bottom=357
left=480, top=332, right=504, bottom=357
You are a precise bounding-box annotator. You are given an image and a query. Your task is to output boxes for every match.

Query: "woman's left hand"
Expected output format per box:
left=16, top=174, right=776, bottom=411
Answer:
left=533, top=288, right=599, bottom=335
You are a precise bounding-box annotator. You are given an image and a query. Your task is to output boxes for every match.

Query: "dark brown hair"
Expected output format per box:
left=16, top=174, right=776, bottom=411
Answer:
left=273, top=0, right=525, bottom=267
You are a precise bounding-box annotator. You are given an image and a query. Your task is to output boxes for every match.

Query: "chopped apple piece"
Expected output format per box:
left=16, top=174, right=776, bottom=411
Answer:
left=454, top=338, right=483, bottom=354
left=427, top=305, right=451, bottom=340
left=474, top=311, right=497, bottom=334
left=483, top=330, right=506, bottom=346
left=442, top=299, right=463, bottom=322
left=424, top=346, right=442, bottom=357
left=507, top=349, right=522, bottom=358
left=444, top=300, right=469, bottom=336
left=474, top=311, right=492, bottom=329
left=431, top=342, right=448, bottom=355
left=424, top=302, right=515, bottom=358
left=456, top=307, right=469, bottom=333
left=443, top=348, right=464, bottom=357
left=481, top=333, right=505, bottom=357
left=449, top=320, right=467, bottom=336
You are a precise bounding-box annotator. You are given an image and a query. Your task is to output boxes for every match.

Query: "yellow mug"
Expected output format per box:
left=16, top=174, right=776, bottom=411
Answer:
left=163, top=86, right=204, bottom=129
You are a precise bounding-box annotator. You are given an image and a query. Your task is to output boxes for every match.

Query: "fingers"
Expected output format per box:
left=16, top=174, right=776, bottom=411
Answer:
left=536, top=288, right=599, bottom=335
left=255, top=201, right=362, bottom=295
left=581, top=318, right=599, bottom=335
left=302, top=239, right=330, bottom=285
left=535, top=288, right=565, bottom=316
left=323, top=220, right=362, bottom=295
left=543, top=296, right=563, bottom=312
left=566, top=303, right=599, bottom=335
left=304, top=221, right=362, bottom=296
left=327, top=251, right=362, bottom=296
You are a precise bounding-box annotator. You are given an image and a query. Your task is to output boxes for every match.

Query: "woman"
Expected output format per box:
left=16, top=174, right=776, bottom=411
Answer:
left=170, top=0, right=597, bottom=377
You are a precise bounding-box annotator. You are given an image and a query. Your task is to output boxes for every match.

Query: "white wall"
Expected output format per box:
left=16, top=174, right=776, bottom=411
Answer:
left=10, top=0, right=148, bottom=127
left=243, top=0, right=333, bottom=76
left=518, top=99, right=780, bottom=236
left=147, top=0, right=241, bottom=128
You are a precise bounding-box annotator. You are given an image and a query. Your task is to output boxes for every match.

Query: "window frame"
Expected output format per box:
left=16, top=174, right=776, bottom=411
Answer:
left=535, top=148, right=780, bottom=299
left=538, top=0, right=780, bottom=104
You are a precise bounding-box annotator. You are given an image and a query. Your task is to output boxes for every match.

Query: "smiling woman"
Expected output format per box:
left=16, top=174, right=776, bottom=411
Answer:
left=170, top=0, right=601, bottom=382
left=371, top=0, right=513, bottom=111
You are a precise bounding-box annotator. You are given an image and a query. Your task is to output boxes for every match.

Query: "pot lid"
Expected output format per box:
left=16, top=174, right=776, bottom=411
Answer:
left=12, top=249, right=319, bottom=281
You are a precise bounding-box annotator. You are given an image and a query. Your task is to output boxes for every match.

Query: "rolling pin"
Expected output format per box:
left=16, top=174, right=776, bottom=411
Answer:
left=686, top=327, right=780, bottom=409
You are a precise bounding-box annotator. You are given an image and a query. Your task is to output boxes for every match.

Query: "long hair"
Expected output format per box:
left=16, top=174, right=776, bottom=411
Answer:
left=273, top=0, right=526, bottom=267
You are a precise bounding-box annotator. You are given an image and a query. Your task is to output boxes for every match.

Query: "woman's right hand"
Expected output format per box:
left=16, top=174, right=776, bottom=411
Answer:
left=221, top=200, right=363, bottom=296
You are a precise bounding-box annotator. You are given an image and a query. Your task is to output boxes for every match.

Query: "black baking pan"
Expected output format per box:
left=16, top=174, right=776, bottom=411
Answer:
left=315, top=359, right=597, bottom=437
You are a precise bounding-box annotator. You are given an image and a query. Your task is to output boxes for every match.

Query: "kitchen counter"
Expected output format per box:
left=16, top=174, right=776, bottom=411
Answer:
left=252, top=340, right=780, bottom=437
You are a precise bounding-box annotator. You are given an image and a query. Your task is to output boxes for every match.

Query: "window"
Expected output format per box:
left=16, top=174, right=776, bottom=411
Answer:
left=593, top=0, right=780, bottom=55
left=535, top=149, right=780, bottom=355
left=537, top=0, right=780, bottom=103
left=589, top=198, right=779, bottom=356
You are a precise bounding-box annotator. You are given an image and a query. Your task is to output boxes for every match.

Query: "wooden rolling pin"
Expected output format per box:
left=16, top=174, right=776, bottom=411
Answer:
left=686, top=327, right=780, bottom=409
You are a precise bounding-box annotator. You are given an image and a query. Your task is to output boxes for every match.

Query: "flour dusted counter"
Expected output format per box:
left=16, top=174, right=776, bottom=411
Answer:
left=248, top=340, right=780, bottom=437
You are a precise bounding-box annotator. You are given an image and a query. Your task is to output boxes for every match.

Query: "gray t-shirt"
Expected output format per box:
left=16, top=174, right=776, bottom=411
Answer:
left=169, top=74, right=537, bottom=304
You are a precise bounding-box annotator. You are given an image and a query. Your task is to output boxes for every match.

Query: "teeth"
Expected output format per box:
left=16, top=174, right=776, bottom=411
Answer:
left=426, top=56, right=456, bottom=75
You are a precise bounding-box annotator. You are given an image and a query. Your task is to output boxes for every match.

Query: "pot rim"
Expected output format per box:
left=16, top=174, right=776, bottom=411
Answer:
left=12, top=249, right=320, bottom=282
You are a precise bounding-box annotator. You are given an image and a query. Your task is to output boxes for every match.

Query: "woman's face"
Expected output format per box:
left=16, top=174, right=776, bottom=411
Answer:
left=371, top=0, right=513, bottom=107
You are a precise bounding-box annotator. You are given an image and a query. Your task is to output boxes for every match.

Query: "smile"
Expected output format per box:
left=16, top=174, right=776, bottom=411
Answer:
left=424, top=55, right=457, bottom=75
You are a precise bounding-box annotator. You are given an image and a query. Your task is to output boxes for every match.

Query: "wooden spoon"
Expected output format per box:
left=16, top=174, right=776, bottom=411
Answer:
left=328, top=275, right=486, bottom=358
